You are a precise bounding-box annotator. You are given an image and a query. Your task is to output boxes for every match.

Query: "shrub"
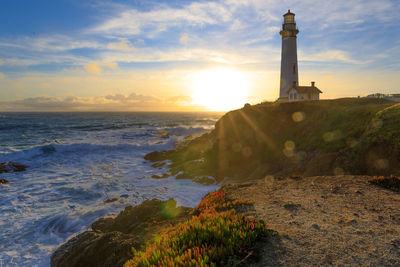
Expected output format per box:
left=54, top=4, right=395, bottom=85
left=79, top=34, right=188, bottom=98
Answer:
left=124, top=189, right=268, bottom=267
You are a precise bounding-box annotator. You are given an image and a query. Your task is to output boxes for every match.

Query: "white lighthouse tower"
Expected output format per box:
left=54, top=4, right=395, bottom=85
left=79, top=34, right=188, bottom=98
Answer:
left=279, top=10, right=299, bottom=100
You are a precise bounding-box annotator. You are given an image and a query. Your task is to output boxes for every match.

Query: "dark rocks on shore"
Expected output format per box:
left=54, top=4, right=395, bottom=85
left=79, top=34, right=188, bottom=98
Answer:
left=0, top=162, right=28, bottom=173
left=0, top=178, right=9, bottom=184
left=192, top=176, right=216, bottom=185
left=104, top=198, right=119, bottom=204
left=144, top=150, right=174, bottom=162
left=51, top=198, right=192, bottom=267
left=151, top=161, right=167, bottom=169
left=151, top=173, right=169, bottom=179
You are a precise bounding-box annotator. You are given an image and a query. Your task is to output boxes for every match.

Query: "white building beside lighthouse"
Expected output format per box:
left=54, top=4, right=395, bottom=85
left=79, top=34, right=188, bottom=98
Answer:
left=278, top=10, right=322, bottom=102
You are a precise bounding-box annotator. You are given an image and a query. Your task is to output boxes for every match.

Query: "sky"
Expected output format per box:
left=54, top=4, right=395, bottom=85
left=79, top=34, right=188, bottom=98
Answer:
left=0, top=0, right=399, bottom=111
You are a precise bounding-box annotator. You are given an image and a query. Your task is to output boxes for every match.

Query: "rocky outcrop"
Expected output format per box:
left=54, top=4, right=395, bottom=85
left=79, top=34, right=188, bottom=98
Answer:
left=0, top=162, right=28, bottom=173
left=51, top=199, right=192, bottom=267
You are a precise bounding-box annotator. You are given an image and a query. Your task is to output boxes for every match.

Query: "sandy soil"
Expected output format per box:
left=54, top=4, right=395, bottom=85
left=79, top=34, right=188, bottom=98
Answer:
left=224, top=175, right=400, bottom=266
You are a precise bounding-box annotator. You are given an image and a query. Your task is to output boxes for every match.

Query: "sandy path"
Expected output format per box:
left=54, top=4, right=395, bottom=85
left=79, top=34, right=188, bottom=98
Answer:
left=224, top=175, right=400, bottom=266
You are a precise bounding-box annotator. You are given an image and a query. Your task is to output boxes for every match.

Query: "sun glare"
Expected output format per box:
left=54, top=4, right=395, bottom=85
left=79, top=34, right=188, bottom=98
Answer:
left=190, top=68, right=249, bottom=111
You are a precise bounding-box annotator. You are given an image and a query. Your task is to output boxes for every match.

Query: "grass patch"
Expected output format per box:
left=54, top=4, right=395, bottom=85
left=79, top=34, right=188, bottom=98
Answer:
left=124, top=189, right=268, bottom=266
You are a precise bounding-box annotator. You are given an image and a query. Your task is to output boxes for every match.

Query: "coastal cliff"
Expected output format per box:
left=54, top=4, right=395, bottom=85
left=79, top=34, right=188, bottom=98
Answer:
left=146, top=98, right=400, bottom=182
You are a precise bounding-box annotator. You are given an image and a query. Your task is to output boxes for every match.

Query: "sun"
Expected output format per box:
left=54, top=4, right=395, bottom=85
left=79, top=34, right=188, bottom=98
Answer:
left=190, top=68, right=249, bottom=111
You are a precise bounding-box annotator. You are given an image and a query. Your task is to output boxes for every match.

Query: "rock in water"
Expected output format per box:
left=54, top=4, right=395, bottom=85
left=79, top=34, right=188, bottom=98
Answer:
left=144, top=150, right=173, bottom=162
left=51, top=199, right=191, bottom=267
left=104, top=198, right=119, bottom=204
left=0, top=162, right=28, bottom=173
left=0, top=178, right=9, bottom=184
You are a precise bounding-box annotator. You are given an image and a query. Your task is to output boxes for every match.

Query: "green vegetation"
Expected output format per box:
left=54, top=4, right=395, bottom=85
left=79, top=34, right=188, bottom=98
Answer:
left=362, top=103, right=400, bottom=146
left=124, top=189, right=268, bottom=266
left=146, top=98, right=400, bottom=181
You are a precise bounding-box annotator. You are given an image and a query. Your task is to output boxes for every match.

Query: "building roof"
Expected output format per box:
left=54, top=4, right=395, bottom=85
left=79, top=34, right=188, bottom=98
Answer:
left=284, top=10, right=295, bottom=16
left=287, top=85, right=322, bottom=94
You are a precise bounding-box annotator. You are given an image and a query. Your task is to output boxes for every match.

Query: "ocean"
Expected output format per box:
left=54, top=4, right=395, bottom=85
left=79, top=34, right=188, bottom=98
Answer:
left=0, top=112, right=222, bottom=266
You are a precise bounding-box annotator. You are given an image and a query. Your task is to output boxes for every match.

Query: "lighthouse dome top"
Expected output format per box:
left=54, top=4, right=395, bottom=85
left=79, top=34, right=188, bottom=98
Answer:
left=283, top=9, right=296, bottom=24
left=284, top=9, right=295, bottom=16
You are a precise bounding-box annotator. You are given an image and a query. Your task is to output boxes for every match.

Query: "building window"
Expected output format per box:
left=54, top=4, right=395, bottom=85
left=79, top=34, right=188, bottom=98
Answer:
left=285, top=15, right=295, bottom=24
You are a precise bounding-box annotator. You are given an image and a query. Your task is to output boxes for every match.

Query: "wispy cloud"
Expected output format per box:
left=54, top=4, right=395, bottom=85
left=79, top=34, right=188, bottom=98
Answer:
left=84, top=61, right=118, bottom=75
left=0, top=35, right=101, bottom=52
left=107, top=38, right=136, bottom=51
left=299, top=49, right=362, bottom=64
left=91, top=1, right=234, bottom=37
left=179, top=33, right=189, bottom=45
left=166, top=95, right=192, bottom=105
left=97, top=46, right=277, bottom=65
left=0, top=93, right=199, bottom=112
left=0, top=54, right=89, bottom=68
left=85, top=62, right=102, bottom=74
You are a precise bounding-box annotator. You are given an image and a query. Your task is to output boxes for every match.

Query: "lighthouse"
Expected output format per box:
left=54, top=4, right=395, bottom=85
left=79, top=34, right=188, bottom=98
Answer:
left=277, top=10, right=322, bottom=102
left=279, top=10, right=299, bottom=100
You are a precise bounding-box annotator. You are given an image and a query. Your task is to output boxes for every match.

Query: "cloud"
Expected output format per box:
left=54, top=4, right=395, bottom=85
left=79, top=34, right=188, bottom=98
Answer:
left=105, top=93, right=158, bottom=103
left=84, top=61, right=118, bottom=74
left=85, top=62, right=102, bottom=74
left=179, top=33, right=189, bottom=45
left=247, top=0, right=397, bottom=29
left=0, top=93, right=197, bottom=112
left=91, top=1, right=233, bottom=37
left=166, top=95, right=192, bottom=105
left=107, top=38, right=136, bottom=51
left=0, top=35, right=101, bottom=52
left=40, top=82, right=51, bottom=88
left=0, top=55, right=89, bottom=68
left=300, top=49, right=361, bottom=64
left=98, top=46, right=274, bottom=65
left=0, top=59, right=3, bottom=66
left=103, top=62, right=118, bottom=69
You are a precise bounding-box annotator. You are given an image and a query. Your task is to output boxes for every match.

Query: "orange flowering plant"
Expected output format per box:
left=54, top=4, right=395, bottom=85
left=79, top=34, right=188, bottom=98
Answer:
left=124, top=189, right=268, bottom=267
left=369, top=175, right=400, bottom=192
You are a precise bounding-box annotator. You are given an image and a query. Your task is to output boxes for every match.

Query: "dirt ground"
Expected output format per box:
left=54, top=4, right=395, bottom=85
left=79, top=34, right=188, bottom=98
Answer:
left=224, top=175, right=400, bottom=266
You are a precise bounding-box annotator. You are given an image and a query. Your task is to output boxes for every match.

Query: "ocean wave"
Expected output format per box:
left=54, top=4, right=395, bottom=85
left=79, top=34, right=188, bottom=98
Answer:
left=0, top=126, right=212, bottom=163
left=71, top=122, right=150, bottom=131
left=161, top=126, right=210, bottom=137
left=40, top=209, right=109, bottom=235
left=0, top=139, right=177, bottom=162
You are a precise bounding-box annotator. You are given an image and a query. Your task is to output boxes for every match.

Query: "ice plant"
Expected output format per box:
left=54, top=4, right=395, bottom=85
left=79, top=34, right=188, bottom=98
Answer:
left=369, top=175, right=400, bottom=192
left=124, top=189, right=268, bottom=266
